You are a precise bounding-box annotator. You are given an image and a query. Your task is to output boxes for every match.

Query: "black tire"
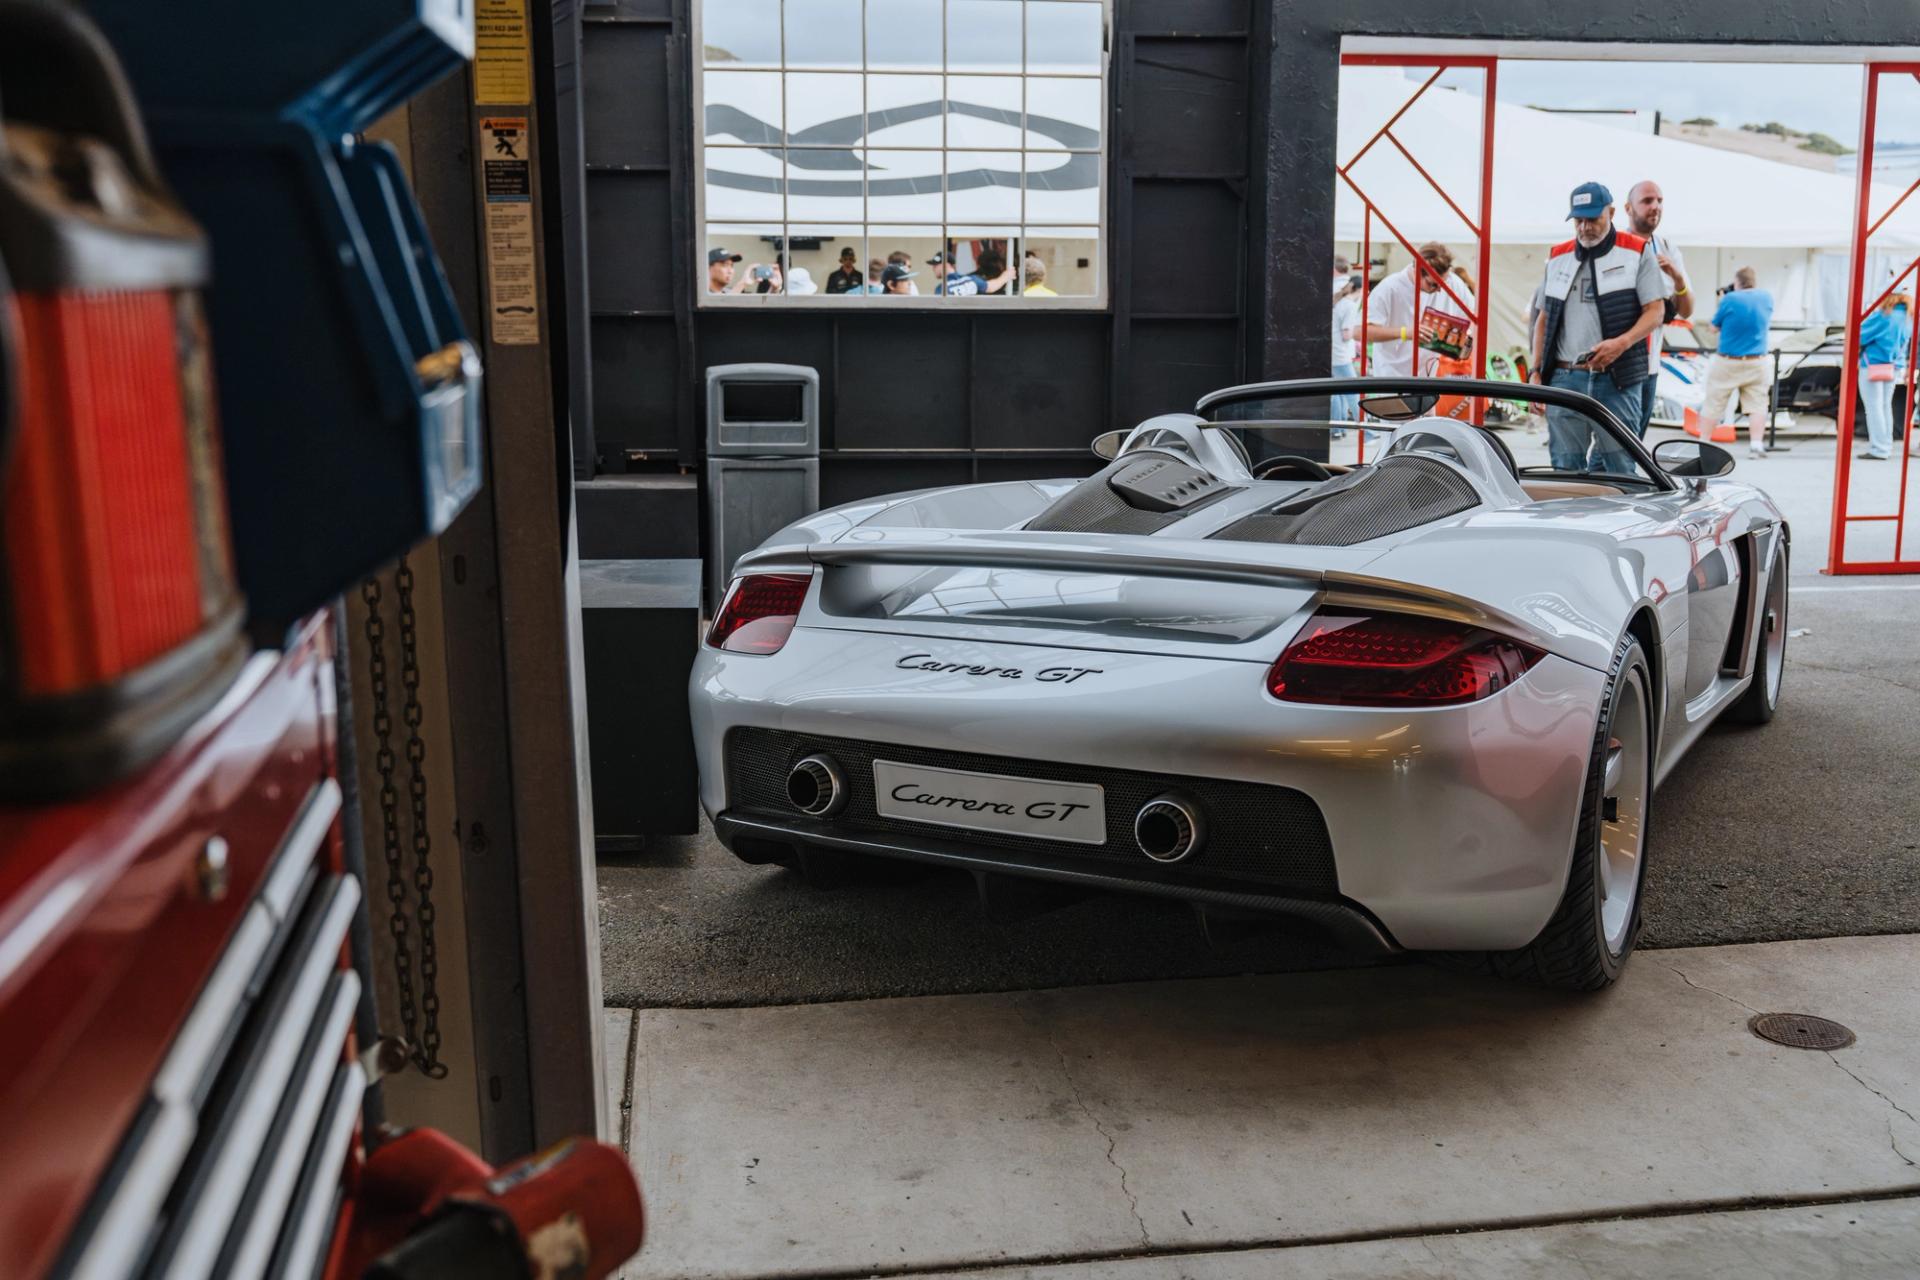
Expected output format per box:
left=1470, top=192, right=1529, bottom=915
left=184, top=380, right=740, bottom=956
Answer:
left=1446, top=634, right=1654, bottom=991
left=1725, top=539, right=1788, bottom=726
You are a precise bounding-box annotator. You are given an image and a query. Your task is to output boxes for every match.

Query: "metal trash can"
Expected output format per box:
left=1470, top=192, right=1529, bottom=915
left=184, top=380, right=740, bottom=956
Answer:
left=704, top=364, right=820, bottom=609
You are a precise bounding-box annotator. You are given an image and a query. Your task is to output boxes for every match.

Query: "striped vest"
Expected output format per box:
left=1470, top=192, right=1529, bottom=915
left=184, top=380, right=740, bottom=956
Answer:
left=1539, top=229, right=1651, bottom=389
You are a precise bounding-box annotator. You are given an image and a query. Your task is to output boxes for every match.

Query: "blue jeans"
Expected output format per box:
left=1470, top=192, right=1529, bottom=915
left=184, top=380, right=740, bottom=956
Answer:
left=1331, top=362, right=1358, bottom=423
left=1862, top=374, right=1895, bottom=457
left=1636, top=372, right=1658, bottom=440
left=1547, top=368, right=1640, bottom=475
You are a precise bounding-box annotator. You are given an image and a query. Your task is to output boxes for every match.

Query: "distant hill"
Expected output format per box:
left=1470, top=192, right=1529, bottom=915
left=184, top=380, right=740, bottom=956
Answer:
left=1657, top=119, right=1842, bottom=172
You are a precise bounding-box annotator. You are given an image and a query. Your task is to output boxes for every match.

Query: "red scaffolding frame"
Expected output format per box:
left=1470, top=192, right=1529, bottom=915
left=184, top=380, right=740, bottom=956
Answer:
left=1339, top=53, right=1497, bottom=448
left=1830, top=63, right=1920, bottom=574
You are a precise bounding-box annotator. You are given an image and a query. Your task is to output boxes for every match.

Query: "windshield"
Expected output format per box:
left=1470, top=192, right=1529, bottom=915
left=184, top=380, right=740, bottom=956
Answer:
left=1195, top=377, right=1667, bottom=488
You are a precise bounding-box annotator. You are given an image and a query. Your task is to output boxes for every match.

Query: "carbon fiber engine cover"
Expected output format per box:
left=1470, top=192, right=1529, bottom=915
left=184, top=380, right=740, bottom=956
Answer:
left=1212, top=455, right=1479, bottom=547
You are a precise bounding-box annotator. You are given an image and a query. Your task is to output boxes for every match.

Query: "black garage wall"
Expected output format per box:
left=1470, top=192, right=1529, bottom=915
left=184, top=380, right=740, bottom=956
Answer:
left=576, top=0, right=1909, bottom=507
left=580, top=0, right=1264, bottom=505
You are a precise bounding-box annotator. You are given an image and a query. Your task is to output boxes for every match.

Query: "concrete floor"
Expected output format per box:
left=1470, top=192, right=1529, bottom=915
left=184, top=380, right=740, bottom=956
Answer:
left=612, top=935, right=1920, bottom=1279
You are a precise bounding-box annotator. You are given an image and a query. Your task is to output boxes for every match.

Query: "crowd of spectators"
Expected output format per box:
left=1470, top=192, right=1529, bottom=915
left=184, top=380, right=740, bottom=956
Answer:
left=708, top=243, right=1065, bottom=298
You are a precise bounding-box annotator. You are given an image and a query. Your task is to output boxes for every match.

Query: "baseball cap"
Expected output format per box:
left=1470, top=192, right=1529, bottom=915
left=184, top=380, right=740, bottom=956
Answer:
left=1566, top=182, right=1612, bottom=220
left=838, top=245, right=857, bottom=259
left=708, top=247, right=743, bottom=264
left=881, top=263, right=918, bottom=284
left=927, top=252, right=947, bottom=265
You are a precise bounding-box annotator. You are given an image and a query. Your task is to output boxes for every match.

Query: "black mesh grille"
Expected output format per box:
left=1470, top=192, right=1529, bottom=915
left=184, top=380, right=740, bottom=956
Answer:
left=724, top=727, right=1339, bottom=893
left=1026, top=451, right=1238, bottom=534
left=1212, top=455, right=1478, bottom=547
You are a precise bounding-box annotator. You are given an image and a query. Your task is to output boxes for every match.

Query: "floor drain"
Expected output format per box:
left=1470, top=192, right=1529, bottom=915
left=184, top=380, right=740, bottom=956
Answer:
left=1748, top=1013, right=1856, bottom=1051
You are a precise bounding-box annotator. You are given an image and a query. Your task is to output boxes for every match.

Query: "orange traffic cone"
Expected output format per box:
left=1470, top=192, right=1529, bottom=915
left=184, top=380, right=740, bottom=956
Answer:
left=1683, top=407, right=1737, bottom=443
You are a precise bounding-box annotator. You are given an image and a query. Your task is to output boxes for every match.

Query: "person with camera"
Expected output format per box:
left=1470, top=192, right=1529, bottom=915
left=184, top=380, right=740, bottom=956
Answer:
left=707, top=246, right=752, bottom=294
left=1694, top=267, right=1776, bottom=459
left=1530, top=182, right=1665, bottom=475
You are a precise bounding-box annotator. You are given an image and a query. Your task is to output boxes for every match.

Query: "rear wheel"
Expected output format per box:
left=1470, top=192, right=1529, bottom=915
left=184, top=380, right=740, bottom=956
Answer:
left=1726, top=539, right=1787, bottom=726
left=1455, top=634, right=1654, bottom=991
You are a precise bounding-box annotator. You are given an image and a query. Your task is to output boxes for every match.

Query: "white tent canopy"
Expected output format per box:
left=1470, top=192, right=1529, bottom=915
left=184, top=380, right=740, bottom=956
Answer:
left=1334, top=67, right=1920, bottom=351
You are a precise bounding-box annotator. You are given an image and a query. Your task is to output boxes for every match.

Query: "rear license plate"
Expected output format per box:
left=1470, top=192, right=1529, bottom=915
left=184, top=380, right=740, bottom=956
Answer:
left=872, top=760, right=1106, bottom=845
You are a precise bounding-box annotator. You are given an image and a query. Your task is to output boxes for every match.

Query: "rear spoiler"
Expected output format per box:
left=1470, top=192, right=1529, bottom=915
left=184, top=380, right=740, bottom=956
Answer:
left=730, top=531, right=1567, bottom=660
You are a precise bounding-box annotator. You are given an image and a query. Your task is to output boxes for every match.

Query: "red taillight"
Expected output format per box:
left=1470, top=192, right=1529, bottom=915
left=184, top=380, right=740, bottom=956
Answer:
left=1267, top=610, right=1543, bottom=707
left=706, top=573, right=812, bottom=654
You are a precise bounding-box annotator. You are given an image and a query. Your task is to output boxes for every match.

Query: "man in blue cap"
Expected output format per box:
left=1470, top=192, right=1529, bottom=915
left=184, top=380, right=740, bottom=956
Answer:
left=1530, top=181, right=1665, bottom=474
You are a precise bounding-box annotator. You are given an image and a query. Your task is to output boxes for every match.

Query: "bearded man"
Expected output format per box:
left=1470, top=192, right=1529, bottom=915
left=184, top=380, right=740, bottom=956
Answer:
left=1532, top=182, right=1665, bottom=474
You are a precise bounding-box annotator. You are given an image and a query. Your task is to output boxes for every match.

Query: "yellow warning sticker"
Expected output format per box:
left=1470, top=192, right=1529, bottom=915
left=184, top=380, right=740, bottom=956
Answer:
left=475, top=0, right=533, bottom=106
left=480, top=117, right=540, bottom=345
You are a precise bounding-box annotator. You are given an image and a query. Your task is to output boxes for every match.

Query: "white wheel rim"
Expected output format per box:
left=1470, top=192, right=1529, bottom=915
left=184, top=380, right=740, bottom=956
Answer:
left=1599, top=666, right=1650, bottom=956
left=1761, top=555, right=1788, bottom=704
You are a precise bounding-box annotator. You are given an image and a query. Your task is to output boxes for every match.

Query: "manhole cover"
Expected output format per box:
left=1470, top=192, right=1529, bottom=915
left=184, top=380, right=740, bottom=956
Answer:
left=1748, top=1013, right=1855, bottom=1051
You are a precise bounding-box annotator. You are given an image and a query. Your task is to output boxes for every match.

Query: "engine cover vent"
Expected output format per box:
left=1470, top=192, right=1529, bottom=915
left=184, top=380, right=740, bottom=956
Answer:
left=1027, top=451, right=1240, bottom=535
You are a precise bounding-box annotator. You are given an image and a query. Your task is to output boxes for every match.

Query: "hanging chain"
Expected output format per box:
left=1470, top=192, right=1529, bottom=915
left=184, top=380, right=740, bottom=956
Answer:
left=394, top=556, right=447, bottom=1078
left=360, top=563, right=446, bottom=1080
left=361, top=578, right=418, bottom=1060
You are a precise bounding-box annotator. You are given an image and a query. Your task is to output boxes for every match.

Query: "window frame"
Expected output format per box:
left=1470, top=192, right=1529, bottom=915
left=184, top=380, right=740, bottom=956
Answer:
left=692, top=0, right=1112, bottom=311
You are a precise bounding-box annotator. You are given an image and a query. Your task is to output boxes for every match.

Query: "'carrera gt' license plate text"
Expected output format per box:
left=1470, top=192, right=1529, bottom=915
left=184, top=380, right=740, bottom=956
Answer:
left=872, top=760, right=1106, bottom=845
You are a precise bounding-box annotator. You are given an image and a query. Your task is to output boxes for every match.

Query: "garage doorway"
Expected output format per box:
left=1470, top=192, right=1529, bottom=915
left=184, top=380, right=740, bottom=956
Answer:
left=1338, top=39, right=1920, bottom=574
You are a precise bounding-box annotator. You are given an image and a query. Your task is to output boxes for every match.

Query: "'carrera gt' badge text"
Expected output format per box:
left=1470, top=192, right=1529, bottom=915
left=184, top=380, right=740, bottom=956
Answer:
left=894, top=653, right=1102, bottom=684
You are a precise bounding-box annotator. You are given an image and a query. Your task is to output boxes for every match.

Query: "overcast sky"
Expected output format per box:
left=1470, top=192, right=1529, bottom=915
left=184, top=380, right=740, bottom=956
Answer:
left=1471, top=62, right=1880, bottom=144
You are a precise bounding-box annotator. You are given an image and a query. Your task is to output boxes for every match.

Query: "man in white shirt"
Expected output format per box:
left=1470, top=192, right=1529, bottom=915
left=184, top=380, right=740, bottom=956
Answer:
left=1360, top=242, right=1475, bottom=376
left=1625, top=180, right=1692, bottom=438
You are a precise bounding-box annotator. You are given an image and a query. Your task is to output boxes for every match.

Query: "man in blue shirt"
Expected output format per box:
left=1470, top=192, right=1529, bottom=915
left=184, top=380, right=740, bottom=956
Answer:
left=1697, top=267, right=1776, bottom=458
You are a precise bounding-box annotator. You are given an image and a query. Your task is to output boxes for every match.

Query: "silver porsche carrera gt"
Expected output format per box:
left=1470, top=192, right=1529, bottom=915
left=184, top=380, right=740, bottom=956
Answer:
left=688, top=378, right=1789, bottom=989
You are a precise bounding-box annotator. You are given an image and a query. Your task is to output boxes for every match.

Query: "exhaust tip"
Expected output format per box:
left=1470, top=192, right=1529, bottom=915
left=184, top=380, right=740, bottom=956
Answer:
left=1135, top=795, right=1204, bottom=863
left=786, top=755, right=847, bottom=818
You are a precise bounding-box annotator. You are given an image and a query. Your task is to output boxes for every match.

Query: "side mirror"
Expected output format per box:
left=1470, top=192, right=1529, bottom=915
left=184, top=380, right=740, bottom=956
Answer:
left=1652, top=439, right=1736, bottom=480
left=1091, top=429, right=1128, bottom=461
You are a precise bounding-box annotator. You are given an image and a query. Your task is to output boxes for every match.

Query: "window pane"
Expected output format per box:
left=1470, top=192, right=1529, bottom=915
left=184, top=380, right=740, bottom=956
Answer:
left=1025, top=77, right=1100, bottom=149
left=704, top=146, right=786, bottom=219
left=704, top=225, right=782, bottom=294
left=939, top=233, right=1018, bottom=296
left=946, top=75, right=1023, bottom=148
left=703, top=0, right=781, bottom=68
left=867, top=74, right=944, bottom=148
left=1026, top=1, right=1102, bottom=75
left=867, top=0, right=942, bottom=71
left=947, top=151, right=1021, bottom=221
left=704, top=70, right=784, bottom=140
left=1024, top=151, right=1098, bottom=223
left=785, top=0, right=863, bottom=69
left=870, top=229, right=942, bottom=295
left=785, top=148, right=865, bottom=220
left=946, top=0, right=1022, bottom=72
left=786, top=223, right=863, bottom=295
left=1020, top=233, right=1098, bottom=296
left=785, top=71, right=863, bottom=139
left=866, top=149, right=944, bottom=221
